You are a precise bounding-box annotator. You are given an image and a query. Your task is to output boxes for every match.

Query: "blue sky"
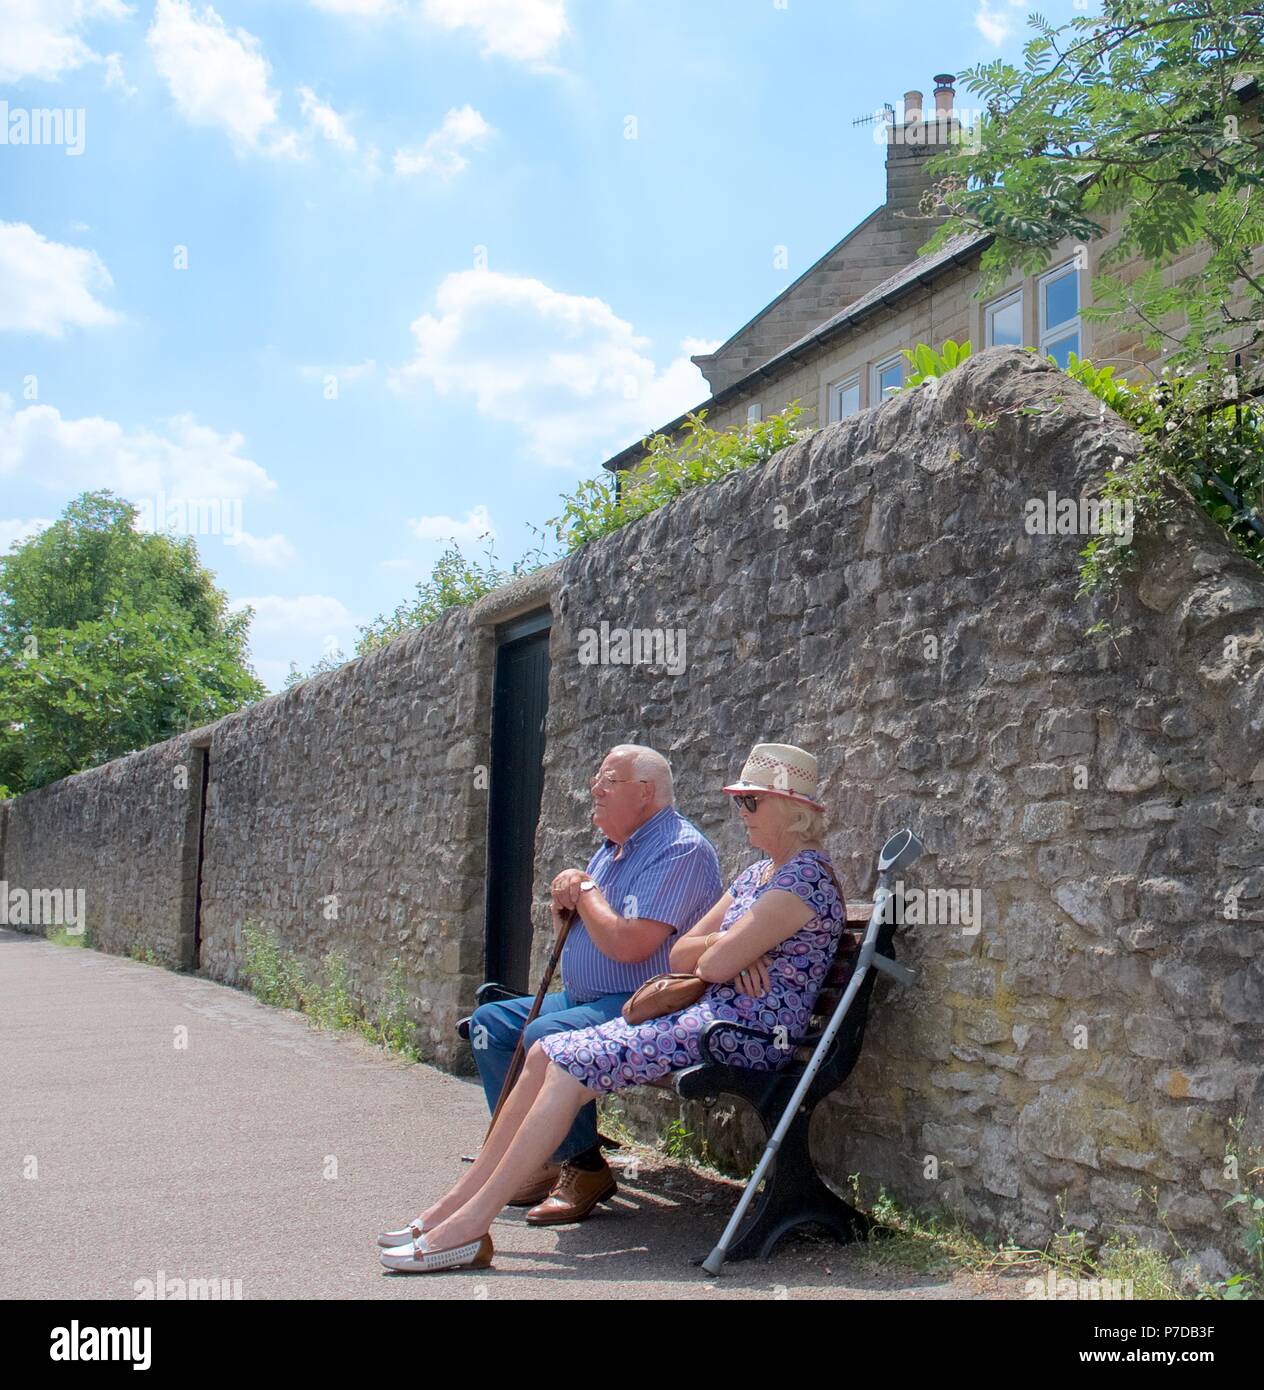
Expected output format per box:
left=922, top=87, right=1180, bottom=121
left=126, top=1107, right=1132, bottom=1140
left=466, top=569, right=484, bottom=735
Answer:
left=1, top=0, right=1080, bottom=690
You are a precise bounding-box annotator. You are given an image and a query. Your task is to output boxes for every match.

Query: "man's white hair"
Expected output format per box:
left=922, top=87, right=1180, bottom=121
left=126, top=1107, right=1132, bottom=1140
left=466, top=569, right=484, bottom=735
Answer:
left=609, top=744, right=674, bottom=808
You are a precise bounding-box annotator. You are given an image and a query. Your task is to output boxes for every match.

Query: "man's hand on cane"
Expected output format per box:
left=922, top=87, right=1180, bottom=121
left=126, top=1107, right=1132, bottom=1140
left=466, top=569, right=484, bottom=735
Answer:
left=550, top=868, right=590, bottom=912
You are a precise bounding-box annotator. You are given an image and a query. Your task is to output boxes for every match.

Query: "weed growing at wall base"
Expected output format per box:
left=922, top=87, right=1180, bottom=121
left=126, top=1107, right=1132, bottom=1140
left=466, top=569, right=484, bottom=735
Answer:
left=46, top=925, right=90, bottom=949
left=861, top=1188, right=1185, bottom=1298
left=239, top=924, right=420, bottom=1062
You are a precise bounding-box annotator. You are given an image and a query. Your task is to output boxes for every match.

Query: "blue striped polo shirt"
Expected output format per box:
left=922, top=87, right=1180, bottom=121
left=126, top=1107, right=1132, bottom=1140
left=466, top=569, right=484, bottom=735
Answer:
left=561, top=805, right=723, bottom=1002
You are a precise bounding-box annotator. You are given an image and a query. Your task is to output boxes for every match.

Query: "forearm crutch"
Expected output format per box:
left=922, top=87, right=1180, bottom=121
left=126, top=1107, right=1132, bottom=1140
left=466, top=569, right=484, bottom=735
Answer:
left=701, top=828, right=923, bottom=1276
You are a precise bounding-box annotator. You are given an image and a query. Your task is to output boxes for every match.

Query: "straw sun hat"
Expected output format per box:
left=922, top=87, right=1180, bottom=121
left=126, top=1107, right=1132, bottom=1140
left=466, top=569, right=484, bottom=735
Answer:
left=722, top=742, right=826, bottom=812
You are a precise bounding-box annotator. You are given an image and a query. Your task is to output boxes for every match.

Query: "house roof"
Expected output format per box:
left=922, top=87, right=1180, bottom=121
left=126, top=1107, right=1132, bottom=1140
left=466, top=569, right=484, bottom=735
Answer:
left=601, top=227, right=992, bottom=472
left=690, top=205, right=887, bottom=366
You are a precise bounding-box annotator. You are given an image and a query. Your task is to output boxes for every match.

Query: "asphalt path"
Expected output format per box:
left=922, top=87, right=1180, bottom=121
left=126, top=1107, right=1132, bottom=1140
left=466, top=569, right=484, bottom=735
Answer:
left=1, top=928, right=1024, bottom=1301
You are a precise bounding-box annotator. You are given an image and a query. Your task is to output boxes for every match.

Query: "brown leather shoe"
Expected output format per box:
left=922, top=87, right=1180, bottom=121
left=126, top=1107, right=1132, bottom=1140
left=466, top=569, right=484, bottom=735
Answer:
left=506, top=1162, right=562, bottom=1207
left=525, top=1159, right=617, bottom=1225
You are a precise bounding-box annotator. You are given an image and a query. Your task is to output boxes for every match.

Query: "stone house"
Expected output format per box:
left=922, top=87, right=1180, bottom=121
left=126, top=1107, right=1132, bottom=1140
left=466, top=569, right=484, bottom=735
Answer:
left=603, top=72, right=1264, bottom=476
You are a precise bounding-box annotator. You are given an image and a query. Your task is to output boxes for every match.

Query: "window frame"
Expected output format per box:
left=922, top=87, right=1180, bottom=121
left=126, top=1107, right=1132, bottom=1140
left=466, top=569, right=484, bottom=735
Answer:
left=871, top=353, right=904, bottom=404
left=1038, top=260, right=1081, bottom=363
left=828, top=373, right=861, bottom=423
left=985, top=286, right=1024, bottom=348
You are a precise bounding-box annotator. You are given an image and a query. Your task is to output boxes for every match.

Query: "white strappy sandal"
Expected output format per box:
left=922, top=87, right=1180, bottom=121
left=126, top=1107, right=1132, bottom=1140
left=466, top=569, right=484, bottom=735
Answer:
left=379, top=1232, right=494, bottom=1274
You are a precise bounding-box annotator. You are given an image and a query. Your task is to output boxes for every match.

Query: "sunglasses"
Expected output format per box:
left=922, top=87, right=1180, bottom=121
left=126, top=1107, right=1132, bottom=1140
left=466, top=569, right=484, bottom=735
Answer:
left=732, top=793, right=763, bottom=812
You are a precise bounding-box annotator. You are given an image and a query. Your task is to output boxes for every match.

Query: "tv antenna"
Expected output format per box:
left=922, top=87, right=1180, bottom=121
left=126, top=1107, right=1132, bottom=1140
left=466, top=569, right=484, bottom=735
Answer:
left=852, top=103, right=894, bottom=130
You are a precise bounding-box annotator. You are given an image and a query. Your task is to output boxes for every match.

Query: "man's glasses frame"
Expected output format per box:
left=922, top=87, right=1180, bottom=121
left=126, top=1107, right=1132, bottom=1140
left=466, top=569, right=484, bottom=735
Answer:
left=590, top=773, right=649, bottom=791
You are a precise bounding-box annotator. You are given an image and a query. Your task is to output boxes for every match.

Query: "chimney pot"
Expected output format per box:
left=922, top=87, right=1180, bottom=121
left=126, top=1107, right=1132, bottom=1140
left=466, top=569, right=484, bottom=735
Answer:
left=903, top=89, right=924, bottom=125
left=933, top=73, right=956, bottom=118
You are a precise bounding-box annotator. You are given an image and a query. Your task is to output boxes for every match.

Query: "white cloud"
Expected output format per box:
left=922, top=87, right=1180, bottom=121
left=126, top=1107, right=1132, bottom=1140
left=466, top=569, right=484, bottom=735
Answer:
left=223, top=529, right=297, bottom=568
left=299, top=358, right=377, bottom=386
left=298, top=84, right=357, bottom=154
left=0, top=396, right=276, bottom=505
left=421, top=0, right=568, bottom=66
left=975, top=0, right=1025, bottom=46
left=0, top=516, right=53, bottom=552
left=147, top=0, right=297, bottom=155
left=394, top=105, right=493, bottom=180
left=408, top=504, right=494, bottom=544
left=390, top=270, right=711, bottom=469
left=0, top=222, right=118, bottom=337
left=309, top=0, right=399, bottom=14
left=102, top=51, right=136, bottom=96
left=231, top=593, right=355, bottom=634
left=0, top=0, right=132, bottom=84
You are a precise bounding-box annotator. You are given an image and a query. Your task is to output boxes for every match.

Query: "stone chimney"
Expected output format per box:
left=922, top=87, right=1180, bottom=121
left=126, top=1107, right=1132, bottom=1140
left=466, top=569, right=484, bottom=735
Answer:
left=885, top=72, right=959, bottom=224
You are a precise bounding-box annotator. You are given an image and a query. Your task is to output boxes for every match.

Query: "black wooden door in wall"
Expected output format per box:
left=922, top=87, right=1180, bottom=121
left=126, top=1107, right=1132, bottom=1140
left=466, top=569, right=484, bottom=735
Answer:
left=485, top=610, right=551, bottom=994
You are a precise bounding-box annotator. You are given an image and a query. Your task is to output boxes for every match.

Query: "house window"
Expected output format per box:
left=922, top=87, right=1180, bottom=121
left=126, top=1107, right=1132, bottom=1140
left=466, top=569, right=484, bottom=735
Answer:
left=1039, top=261, right=1080, bottom=367
left=747, top=402, right=762, bottom=423
left=872, top=354, right=903, bottom=402
left=828, top=374, right=860, bottom=422
left=985, top=288, right=1023, bottom=347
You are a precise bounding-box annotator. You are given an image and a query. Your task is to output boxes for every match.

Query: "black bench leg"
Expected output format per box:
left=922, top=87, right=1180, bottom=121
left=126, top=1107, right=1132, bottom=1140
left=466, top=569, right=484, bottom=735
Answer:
left=721, top=1104, right=873, bottom=1263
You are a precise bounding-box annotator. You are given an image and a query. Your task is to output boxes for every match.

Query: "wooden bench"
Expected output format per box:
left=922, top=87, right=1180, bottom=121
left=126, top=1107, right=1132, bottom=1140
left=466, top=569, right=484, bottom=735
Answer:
left=457, top=894, right=905, bottom=1264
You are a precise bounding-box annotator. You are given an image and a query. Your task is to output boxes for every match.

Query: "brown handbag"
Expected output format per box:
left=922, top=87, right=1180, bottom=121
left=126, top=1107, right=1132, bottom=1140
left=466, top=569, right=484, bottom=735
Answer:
left=621, top=972, right=706, bottom=1025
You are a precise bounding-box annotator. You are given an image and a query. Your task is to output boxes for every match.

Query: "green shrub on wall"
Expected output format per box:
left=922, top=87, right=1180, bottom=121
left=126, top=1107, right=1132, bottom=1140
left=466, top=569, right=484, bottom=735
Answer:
left=546, top=403, right=811, bottom=550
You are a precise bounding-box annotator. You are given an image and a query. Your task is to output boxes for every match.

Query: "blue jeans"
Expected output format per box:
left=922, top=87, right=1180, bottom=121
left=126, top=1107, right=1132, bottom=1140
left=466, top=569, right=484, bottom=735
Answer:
left=469, top=988, right=630, bottom=1164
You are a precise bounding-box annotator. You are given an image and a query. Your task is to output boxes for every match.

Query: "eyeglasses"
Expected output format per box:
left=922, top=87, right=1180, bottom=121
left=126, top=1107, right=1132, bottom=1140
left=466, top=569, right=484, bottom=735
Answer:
left=733, top=793, right=763, bottom=812
left=590, top=773, right=649, bottom=791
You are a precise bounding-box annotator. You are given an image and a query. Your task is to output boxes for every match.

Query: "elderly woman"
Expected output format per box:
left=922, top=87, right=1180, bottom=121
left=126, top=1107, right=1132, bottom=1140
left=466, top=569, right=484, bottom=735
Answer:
left=376, top=742, right=846, bottom=1274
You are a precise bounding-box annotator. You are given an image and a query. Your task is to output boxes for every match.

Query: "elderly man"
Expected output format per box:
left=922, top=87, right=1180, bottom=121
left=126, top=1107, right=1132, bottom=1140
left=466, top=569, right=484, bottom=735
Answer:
left=468, top=743, right=721, bottom=1225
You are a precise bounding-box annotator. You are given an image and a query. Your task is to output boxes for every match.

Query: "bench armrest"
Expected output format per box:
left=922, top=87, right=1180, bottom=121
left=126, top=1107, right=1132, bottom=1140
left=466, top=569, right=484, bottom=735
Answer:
left=474, top=982, right=520, bottom=1007
left=456, top=981, right=522, bottom=1039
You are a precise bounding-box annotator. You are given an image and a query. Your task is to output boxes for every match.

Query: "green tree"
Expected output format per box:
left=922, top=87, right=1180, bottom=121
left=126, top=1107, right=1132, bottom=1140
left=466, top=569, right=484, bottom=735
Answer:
left=923, top=0, right=1264, bottom=373
left=0, top=491, right=266, bottom=793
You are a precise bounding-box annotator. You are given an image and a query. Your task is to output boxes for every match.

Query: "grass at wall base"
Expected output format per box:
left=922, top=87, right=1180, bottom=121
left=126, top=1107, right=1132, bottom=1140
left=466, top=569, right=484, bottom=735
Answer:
left=240, top=923, right=420, bottom=1063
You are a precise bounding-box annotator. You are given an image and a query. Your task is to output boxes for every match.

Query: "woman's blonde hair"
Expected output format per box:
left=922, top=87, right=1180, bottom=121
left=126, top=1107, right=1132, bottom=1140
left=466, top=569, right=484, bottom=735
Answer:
left=776, top=797, right=828, bottom=846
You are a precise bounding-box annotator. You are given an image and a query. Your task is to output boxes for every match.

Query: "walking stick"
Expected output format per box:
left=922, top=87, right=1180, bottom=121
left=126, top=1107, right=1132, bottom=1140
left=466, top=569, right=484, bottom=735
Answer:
left=483, top=905, right=576, bottom=1139
left=701, top=828, right=923, bottom=1276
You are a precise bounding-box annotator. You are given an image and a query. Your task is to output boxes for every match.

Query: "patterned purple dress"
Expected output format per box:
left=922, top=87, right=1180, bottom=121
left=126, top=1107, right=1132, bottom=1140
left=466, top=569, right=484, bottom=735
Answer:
left=538, top=849, right=845, bottom=1092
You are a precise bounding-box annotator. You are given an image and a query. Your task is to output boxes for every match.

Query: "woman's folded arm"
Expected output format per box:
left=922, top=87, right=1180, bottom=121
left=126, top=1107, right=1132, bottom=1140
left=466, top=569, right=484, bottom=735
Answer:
left=695, top=889, right=813, bottom=984
left=667, top=892, right=732, bottom=972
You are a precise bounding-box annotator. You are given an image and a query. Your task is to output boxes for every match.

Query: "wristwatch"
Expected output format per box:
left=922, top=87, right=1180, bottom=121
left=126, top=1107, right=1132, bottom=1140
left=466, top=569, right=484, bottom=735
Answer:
left=579, top=879, right=597, bottom=892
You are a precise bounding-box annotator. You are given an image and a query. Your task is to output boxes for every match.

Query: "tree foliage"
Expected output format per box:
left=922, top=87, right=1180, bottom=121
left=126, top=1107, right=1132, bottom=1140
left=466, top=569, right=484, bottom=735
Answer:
left=923, top=1, right=1264, bottom=371
left=356, top=534, right=549, bottom=655
left=0, top=492, right=266, bottom=794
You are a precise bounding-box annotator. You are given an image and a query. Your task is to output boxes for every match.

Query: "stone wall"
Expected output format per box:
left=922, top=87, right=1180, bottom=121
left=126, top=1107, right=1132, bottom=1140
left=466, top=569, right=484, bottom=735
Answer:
left=191, top=607, right=496, bottom=1068
left=0, top=735, right=200, bottom=965
left=534, top=347, right=1263, bottom=1269
left=5, top=347, right=1261, bottom=1270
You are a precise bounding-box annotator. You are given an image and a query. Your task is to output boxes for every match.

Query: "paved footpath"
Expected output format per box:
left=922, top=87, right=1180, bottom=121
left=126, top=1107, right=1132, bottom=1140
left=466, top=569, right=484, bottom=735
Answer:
left=1, top=928, right=1026, bottom=1301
